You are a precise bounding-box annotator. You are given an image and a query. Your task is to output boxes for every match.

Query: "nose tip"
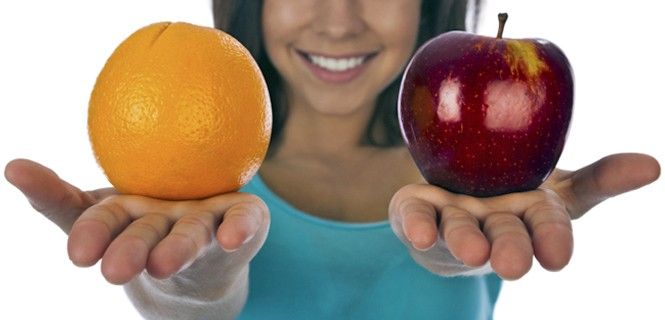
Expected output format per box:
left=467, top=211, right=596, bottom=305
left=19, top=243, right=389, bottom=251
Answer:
left=315, top=0, right=365, bottom=39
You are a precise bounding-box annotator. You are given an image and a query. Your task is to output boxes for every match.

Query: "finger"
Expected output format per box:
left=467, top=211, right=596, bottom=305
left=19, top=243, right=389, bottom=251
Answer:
left=441, top=206, right=490, bottom=267
left=564, top=153, right=660, bottom=218
left=147, top=211, right=218, bottom=279
left=67, top=201, right=133, bottom=267
left=483, top=213, right=533, bottom=280
left=101, top=214, right=173, bottom=284
left=397, top=197, right=439, bottom=251
left=524, top=199, right=573, bottom=271
left=391, top=183, right=541, bottom=222
left=145, top=193, right=268, bottom=279
left=5, top=159, right=99, bottom=233
left=217, top=202, right=264, bottom=252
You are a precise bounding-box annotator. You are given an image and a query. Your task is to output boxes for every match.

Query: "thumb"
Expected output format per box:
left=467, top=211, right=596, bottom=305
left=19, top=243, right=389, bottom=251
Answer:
left=4, top=158, right=109, bottom=233
left=565, top=153, right=660, bottom=219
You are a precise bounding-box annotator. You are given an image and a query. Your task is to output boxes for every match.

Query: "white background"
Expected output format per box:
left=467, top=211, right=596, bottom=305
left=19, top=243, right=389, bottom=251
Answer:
left=0, top=1, right=663, bottom=319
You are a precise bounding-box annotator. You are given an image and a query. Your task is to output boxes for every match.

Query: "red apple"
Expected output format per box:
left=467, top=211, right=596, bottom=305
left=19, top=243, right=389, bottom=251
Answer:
left=399, top=13, right=573, bottom=197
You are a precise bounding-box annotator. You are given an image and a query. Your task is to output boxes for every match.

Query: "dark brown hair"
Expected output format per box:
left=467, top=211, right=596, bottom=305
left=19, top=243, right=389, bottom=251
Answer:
left=212, top=0, right=481, bottom=155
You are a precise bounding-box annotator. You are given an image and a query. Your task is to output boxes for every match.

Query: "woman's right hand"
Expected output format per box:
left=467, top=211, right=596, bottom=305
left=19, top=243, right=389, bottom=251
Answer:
left=4, top=158, right=270, bottom=285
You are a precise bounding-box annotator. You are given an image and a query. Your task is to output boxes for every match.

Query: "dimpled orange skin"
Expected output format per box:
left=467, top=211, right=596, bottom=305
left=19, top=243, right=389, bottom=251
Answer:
left=88, top=22, right=272, bottom=200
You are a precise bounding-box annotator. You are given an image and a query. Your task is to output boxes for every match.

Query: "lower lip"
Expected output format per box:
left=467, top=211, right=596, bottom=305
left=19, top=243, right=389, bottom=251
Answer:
left=299, top=54, right=372, bottom=84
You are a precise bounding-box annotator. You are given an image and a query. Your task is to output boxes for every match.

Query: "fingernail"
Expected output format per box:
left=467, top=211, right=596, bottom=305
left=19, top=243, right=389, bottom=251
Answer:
left=242, top=232, right=256, bottom=245
left=413, top=241, right=436, bottom=252
left=410, top=235, right=437, bottom=252
left=222, top=232, right=255, bottom=253
left=177, top=260, right=195, bottom=274
left=221, top=246, right=239, bottom=253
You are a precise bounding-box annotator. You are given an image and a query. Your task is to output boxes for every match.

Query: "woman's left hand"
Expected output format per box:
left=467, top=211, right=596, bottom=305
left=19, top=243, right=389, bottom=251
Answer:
left=389, top=153, right=660, bottom=280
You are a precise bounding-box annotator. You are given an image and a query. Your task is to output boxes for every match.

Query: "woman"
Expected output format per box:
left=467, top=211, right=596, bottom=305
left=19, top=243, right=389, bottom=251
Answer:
left=5, top=0, right=659, bottom=319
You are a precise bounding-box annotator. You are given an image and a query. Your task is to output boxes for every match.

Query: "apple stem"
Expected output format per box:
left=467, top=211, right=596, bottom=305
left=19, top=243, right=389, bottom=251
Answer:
left=497, top=13, right=508, bottom=39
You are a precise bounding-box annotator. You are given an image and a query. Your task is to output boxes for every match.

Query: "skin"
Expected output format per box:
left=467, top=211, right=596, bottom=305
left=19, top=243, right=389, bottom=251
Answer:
left=259, top=0, right=424, bottom=222
left=3, top=0, right=661, bottom=304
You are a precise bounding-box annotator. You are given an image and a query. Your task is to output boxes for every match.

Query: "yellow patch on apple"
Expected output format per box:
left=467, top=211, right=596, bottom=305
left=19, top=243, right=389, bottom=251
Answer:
left=504, top=40, right=549, bottom=78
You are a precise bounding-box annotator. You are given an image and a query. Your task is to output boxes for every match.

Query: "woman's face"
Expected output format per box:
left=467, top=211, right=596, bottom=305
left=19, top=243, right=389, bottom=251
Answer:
left=262, top=0, right=422, bottom=116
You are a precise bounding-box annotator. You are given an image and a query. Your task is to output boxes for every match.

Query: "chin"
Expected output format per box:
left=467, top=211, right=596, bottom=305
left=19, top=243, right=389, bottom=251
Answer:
left=312, top=100, right=369, bottom=117
left=302, top=91, right=373, bottom=117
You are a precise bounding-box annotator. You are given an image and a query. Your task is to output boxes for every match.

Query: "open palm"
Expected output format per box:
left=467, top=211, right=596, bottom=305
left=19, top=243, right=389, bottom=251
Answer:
left=389, top=153, right=660, bottom=279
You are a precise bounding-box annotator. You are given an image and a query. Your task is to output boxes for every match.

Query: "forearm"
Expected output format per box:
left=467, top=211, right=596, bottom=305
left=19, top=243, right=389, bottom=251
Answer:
left=124, top=246, right=250, bottom=320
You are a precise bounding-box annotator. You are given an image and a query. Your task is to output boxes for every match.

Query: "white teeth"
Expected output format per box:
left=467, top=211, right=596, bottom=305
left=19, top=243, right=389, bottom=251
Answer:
left=308, top=54, right=366, bottom=72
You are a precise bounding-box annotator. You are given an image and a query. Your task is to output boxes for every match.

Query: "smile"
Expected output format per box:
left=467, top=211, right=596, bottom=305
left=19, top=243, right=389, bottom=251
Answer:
left=307, top=54, right=367, bottom=72
left=296, top=50, right=378, bottom=83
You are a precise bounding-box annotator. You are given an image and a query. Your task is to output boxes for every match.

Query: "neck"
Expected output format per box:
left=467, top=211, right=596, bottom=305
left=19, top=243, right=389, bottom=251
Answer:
left=271, top=92, right=377, bottom=161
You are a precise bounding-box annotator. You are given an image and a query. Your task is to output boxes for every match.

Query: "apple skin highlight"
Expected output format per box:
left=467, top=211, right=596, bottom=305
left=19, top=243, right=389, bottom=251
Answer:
left=398, top=29, right=574, bottom=197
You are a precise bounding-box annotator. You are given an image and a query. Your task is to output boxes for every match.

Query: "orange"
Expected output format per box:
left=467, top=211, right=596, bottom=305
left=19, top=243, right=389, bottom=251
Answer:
left=88, top=22, right=272, bottom=200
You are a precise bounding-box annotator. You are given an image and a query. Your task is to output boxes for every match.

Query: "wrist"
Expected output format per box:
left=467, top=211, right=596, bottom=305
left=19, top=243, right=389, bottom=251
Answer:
left=123, top=245, right=252, bottom=319
left=149, top=244, right=250, bottom=299
left=124, top=265, right=249, bottom=320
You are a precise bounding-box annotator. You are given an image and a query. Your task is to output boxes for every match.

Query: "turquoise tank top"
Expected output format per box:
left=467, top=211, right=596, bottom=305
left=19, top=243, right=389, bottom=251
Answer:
left=237, top=175, right=502, bottom=319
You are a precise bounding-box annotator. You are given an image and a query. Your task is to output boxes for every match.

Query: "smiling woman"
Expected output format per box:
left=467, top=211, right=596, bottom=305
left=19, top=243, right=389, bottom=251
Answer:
left=213, top=0, right=477, bottom=149
left=261, top=0, right=420, bottom=118
left=1, top=0, right=663, bottom=320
